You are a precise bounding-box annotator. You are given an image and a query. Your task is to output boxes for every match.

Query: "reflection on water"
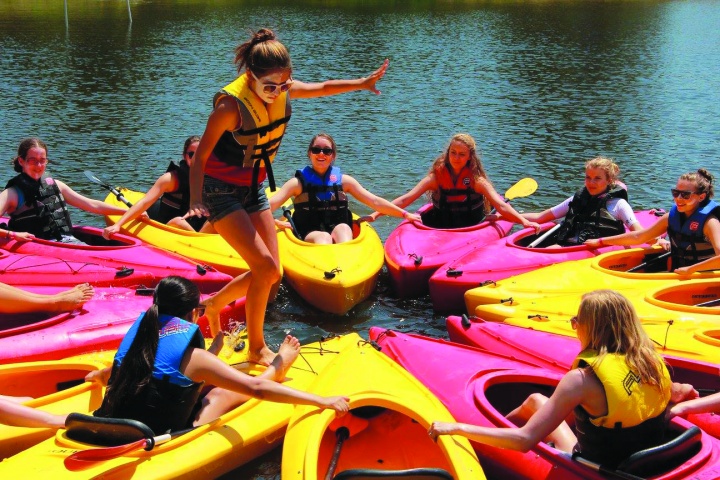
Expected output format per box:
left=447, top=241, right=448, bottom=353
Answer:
left=1, top=1, right=719, bottom=477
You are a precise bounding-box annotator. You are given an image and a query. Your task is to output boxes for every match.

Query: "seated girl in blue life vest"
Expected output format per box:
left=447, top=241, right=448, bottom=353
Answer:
left=367, top=133, right=540, bottom=231
left=87, top=276, right=349, bottom=434
left=429, top=289, right=698, bottom=468
left=585, top=169, right=720, bottom=274
left=0, top=138, right=128, bottom=243
left=269, top=133, right=420, bottom=244
left=519, top=156, right=644, bottom=247
left=102, top=135, right=216, bottom=240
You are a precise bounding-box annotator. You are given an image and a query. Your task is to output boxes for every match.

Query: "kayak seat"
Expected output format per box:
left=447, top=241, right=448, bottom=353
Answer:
left=333, top=468, right=454, bottom=480
left=65, top=412, right=155, bottom=447
left=616, top=425, right=702, bottom=476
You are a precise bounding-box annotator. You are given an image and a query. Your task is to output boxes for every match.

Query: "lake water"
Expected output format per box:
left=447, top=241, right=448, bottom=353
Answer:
left=1, top=0, right=719, bottom=477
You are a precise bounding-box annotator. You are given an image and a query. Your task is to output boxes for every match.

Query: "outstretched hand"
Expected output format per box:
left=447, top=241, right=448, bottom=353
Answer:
left=187, top=201, right=209, bottom=220
left=428, top=421, right=456, bottom=441
left=363, top=59, right=389, bottom=95
left=584, top=238, right=602, bottom=248
left=320, top=396, right=350, bottom=414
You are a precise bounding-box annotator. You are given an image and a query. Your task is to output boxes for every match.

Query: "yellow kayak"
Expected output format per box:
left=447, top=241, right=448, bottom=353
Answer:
left=281, top=333, right=483, bottom=480
left=103, top=189, right=250, bottom=277
left=0, top=335, right=355, bottom=479
left=0, top=351, right=113, bottom=459
left=466, top=247, right=720, bottom=314
left=277, top=217, right=384, bottom=315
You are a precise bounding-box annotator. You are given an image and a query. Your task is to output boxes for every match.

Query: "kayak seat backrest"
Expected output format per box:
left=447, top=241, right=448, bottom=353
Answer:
left=617, top=425, right=702, bottom=476
left=333, top=468, right=454, bottom=480
left=65, top=412, right=155, bottom=447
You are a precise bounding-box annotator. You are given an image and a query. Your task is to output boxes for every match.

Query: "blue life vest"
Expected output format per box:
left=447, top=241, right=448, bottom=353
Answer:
left=667, top=199, right=720, bottom=269
left=291, top=165, right=352, bottom=239
left=95, top=314, right=205, bottom=434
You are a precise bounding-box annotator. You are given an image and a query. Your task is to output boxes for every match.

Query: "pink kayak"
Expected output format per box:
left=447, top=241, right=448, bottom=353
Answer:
left=429, top=209, right=665, bottom=312
left=0, top=248, right=155, bottom=288
left=446, top=315, right=720, bottom=439
left=370, top=327, right=720, bottom=480
left=384, top=204, right=513, bottom=298
left=0, top=286, right=246, bottom=364
left=1, top=223, right=232, bottom=293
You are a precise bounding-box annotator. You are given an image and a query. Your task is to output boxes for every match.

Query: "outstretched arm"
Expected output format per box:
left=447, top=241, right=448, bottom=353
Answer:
left=57, top=181, right=127, bottom=216
left=343, top=175, right=419, bottom=222
left=368, top=175, right=435, bottom=221
left=585, top=214, right=669, bottom=248
left=289, top=59, right=389, bottom=99
left=670, top=391, right=720, bottom=418
left=0, top=398, right=67, bottom=429
left=103, top=173, right=176, bottom=238
left=184, top=348, right=350, bottom=412
left=268, top=178, right=301, bottom=213
left=479, top=179, right=540, bottom=231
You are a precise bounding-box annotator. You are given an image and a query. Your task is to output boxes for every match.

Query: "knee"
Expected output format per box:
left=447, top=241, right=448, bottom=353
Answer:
left=254, top=256, right=282, bottom=285
left=523, top=393, right=549, bottom=412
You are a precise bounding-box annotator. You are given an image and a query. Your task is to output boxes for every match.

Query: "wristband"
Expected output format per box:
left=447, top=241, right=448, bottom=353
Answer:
left=401, top=210, right=408, bottom=219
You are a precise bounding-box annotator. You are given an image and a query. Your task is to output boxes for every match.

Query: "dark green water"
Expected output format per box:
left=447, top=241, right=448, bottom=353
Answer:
left=1, top=0, right=719, bottom=477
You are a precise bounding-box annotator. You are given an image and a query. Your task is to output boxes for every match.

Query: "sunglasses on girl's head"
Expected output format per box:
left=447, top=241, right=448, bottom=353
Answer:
left=185, top=150, right=195, bottom=158
left=670, top=188, right=697, bottom=200
left=251, top=71, right=293, bottom=94
left=310, top=146, right=334, bottom=155
left=191, top=305, right=206, bottom=323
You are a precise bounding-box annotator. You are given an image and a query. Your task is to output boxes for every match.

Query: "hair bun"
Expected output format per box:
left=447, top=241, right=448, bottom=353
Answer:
left=698, top=168, right=714, bottom=184
left=253, top=28, right=276, bottom=44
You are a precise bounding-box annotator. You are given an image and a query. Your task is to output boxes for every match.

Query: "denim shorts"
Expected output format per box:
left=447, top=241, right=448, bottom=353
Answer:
left=202, top=175, right=269, bottom=222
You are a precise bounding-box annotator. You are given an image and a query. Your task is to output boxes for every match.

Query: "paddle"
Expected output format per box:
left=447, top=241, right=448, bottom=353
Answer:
left=281, top=206, right=302, bottom=239
left=324, top=414, right=369, bottom=480
left=572, top=455, right=646, bottom=480
left=627, top=251, right=671, bottom=273
left=84, top=170, right=133, bottom=208
left=489, top=177, right=538, bottom=216
left=64, top=427, right=194, bottom=471
left=696, top=298, right=720, bottom=307
left=528, top=223, right=561, bottom=248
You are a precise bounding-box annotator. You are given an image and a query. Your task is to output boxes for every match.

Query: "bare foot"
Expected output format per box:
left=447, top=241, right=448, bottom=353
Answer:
left=270, top=335, right=301, bottom=381
left=248, top=345, right=276, bottom=367
left=52, top=283, right=94, bottom=312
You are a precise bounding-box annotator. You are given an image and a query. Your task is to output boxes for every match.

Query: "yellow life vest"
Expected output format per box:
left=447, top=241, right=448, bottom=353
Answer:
left=573, top=350, right=671, bottom=429
left=208, top=73, right=292, bottom=190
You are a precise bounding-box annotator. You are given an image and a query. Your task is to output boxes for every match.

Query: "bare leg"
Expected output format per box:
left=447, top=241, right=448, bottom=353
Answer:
left=203, top=209, right=281, bottom=366
left=192, top=335, right=300, bottom=426
left=167, top=217, right=196, bottom=231
left=0, top=282, right=93, bottom=314
left=331, top=224, right=354, bottom=244
left=304, top=231, right=333, bottom=244
left=506, top=393, right=577, bottom=453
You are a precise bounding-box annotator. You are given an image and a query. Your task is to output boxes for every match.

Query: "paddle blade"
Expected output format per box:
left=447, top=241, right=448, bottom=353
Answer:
left=84, top=170, right=110, bottom=189
left=505, top=177, right=538, bottom=201
left=64, top=438, right=148, bottom=471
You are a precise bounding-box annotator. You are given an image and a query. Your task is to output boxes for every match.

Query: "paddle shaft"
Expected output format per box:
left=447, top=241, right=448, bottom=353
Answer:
left=324, top=427, right=349, bottom=480
left=573, top=455, right=646, bottom=480
left=627, top=251, right=671, bottom=273
left=282, top=206, right=302, bottom=239
left=696, top=298, right=720, bottom=307
left=528, top=223, right=561, bottom=248
left=84, top=170, right=133, bottom=208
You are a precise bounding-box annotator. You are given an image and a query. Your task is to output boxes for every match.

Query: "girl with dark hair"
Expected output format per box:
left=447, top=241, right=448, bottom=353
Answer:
left=585, top=168, right=720, bottom=273
left=103, top=135, right=215, bottom=239
left=90, top=276, right=348, bottom=434
left=270, top=133, right=420, bottom=244
left=188, top=28, right=389, bottom=365
left=0, top=138, right=127, bottom=243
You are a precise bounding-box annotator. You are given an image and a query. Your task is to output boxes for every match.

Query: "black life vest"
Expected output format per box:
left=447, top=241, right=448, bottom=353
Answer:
left=667, top=199, right=720, bottom=269
left=291, top=165, right=352, bottom=239
left=555, top=186, right=628, bottom=246
left=151, top=161, right=206, bottom=231
left=5, top=173, right=73, bottom=240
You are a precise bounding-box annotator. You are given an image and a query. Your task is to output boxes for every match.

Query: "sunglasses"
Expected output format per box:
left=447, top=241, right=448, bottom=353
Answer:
left=185, top=150, right=196, bottom=159
left=191, top=305, right=206, bottom=323
left=310, top=146, right=334, bottom=155
left=670, top=188, right=697, bottom=200
left=251, top=71, right=293, bottom=94
left=23, top=157, right=48, bottom=166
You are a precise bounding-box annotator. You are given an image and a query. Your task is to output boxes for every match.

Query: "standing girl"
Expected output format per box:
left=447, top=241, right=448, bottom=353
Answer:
left=188, top=28, right=389, bottom=365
